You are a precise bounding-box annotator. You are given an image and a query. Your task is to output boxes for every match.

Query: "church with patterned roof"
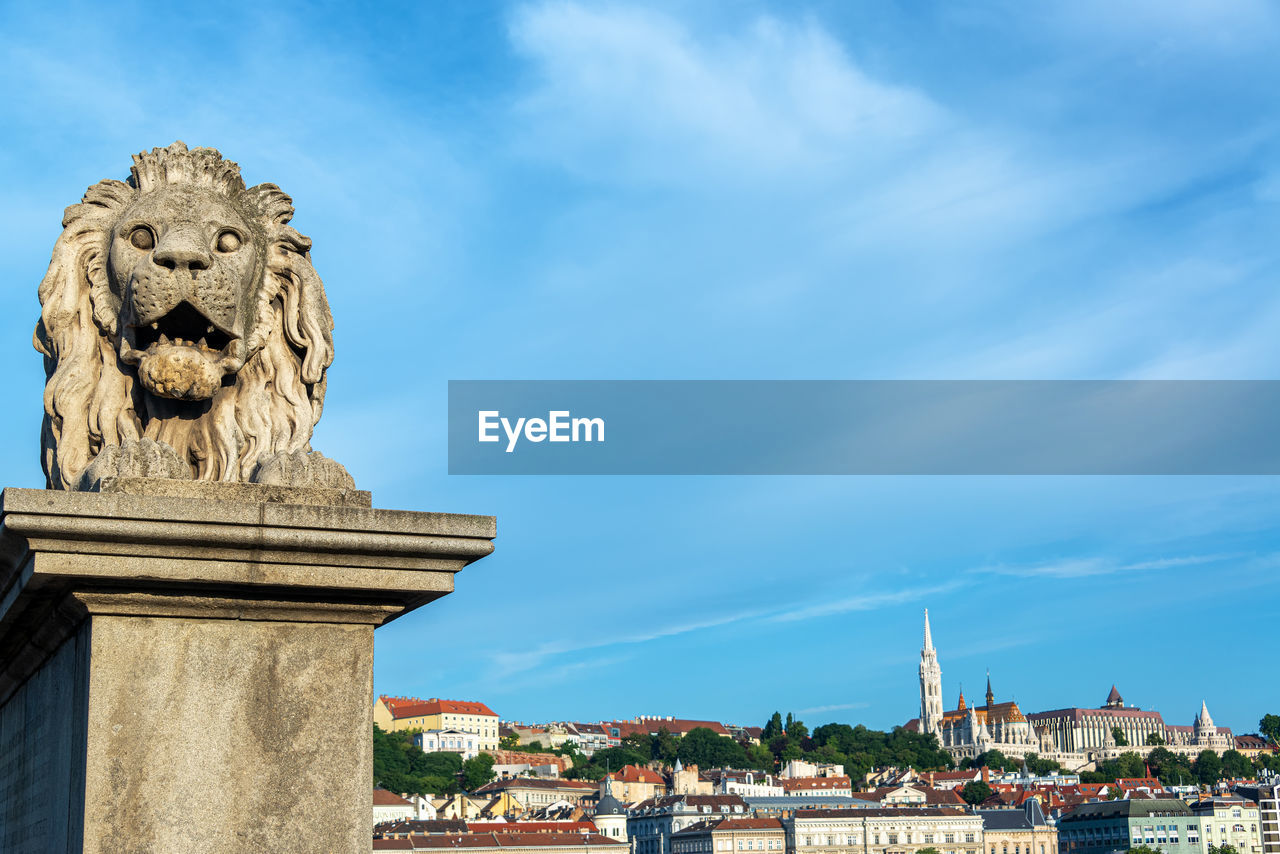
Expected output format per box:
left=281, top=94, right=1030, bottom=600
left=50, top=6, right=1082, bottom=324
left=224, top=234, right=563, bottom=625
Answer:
left=910, top=610, right=1039, bottom=760
left=906, top=610, right=1235, bottom=769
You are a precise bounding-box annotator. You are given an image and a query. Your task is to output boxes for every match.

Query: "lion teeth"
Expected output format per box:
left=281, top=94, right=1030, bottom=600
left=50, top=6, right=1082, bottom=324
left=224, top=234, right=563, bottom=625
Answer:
left=150, top=322, right=159, bottom=331
left=197, top=336, right=208, bottom=349
left=159, top=333, right=171, bottom=345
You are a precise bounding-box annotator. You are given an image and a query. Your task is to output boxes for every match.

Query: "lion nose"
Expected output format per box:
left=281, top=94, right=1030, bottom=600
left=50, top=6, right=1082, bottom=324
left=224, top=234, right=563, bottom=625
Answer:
left=153, top=231, right=212, bottom=273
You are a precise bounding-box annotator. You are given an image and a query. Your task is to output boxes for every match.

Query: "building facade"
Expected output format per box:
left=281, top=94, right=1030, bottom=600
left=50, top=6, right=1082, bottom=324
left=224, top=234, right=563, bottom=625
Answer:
left=785, top=807, right=984, bottom=854
left=977, top=801, right=1057, bottom=854
left=376, top=697, right=501, bottom=750
left=606, top=765, right=668, bottom=805
left=472, top=778, right=599, bottom=811
left=413, top=729, right=482, bottom=760
left=672, top=818, right=786, bottom=854
left=1191, top=796, right=1263, bottom=854
left=628, top=795, right=750, bottom=854
left=1235, top=785, right=1280, bottom=854
left=1058, top=799, right=1200, bottom=854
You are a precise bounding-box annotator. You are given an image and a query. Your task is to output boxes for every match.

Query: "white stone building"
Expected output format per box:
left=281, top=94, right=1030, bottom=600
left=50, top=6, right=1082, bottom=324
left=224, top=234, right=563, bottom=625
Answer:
left=413, top=727, right=482, bottom=760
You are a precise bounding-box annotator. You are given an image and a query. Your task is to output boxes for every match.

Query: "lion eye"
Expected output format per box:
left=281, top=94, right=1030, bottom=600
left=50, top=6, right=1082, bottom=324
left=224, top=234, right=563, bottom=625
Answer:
left=129, top=227, right=155, bottom=250
left=215, top=231, right=242, bottom=253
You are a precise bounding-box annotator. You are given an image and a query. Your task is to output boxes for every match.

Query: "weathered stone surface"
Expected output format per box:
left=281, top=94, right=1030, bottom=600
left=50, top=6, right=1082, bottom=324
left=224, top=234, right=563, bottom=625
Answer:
left=82, top=613, right=374, bottom=853
left=34, top=141, right=351, bottom=490
left=95, top=475, right=373, bottom=508
left=0, top=487, right=496, bottom=853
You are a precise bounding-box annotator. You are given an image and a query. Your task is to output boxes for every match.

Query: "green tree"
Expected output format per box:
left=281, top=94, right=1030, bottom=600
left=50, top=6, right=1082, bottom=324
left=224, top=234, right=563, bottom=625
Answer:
left=592, top=746, right=650, bottom=772
left=1195, top=749, right=1222, bottom=784
left=745, top=742, right=776, bottom=772
left=1111, top=726, right=1128, bottom=747
left=651, top=728, right=679, bottom=763
left=373, top=725, right=472, bottom=796
left=462, top=754, right=495, bottom=790
left=1127, top=846, right=1163, bottom=854
left=1145, top=733, right=1165, bottom=746
left=960, top=781, right=993, bottom=805
left=1024, top=754, right=1063, bottom=775
left=918, top=848, right=941, bottom=854
left=972, top=749, right=1012, bottom=771
left=1261, top=714, right=1280, bottom=745
left=1096, top=752, right=1146, bottom=781
left=622, top=732, right=651, bottom=756
left=762, top=712, right=785, bottom=742
left=1220, top=750, right=1252, bottom=779
left=1209, top=845, right=1241, bottom=854
left=678, top=727, right=748, bottom=770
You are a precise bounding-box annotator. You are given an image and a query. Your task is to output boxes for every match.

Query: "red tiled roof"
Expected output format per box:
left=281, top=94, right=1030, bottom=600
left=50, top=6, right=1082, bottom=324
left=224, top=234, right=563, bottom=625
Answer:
left=711, top=819, right=782, bottom=831
left=781, top=776, right=851, bottom=792
left=468, top=823, right=597, bottom=835
left=382, top=696, right=498, bottom=719
left=474, top=778, right=598, bottom=794
left=634, top=795, right=748, bottom=810
left=795, top=808, right=967, bottom=818
left=376, top=789, right=416, bottom=806
left=674, top=818, right=784, bottom=835
left=402, top=834, right=625, bottom=849
left=608, top=765, right=665, bottom=785
left=857, top=785, right=964, bottom=805
left=923, top=770, right=981, bottom=782
left=1116, top=778, right=1164, bottom=791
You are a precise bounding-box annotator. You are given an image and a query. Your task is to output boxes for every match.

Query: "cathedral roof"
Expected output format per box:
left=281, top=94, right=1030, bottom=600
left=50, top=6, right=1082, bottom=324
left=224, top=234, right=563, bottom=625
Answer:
left=941, top=701, right=1025, bottom=726
left=1107, top=685, right=1123, bottom=703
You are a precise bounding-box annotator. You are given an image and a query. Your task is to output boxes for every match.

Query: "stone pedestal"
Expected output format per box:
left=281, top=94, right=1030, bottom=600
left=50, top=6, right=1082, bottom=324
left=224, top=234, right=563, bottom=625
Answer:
left=0, top=480, right=495, bottom=854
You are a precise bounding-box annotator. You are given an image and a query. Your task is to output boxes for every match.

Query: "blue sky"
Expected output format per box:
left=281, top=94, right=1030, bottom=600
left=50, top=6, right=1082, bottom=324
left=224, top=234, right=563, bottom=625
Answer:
left=2, top=0, right=1279, bottom=736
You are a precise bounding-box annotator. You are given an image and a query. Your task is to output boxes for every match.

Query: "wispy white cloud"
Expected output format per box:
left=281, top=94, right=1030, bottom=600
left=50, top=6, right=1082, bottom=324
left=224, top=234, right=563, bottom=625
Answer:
left=488, top=604, right=775, bottom=678
left=508, top=3, right=943, bottom=185
left=767, top=580, right=970, bottom=623
left=796, top=702, right=870, bottom=715
left=971, top=552, right=1236, bottom=579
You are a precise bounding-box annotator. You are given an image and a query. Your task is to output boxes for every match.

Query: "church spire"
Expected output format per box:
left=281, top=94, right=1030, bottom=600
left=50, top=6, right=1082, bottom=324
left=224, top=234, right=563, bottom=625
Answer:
left=986, top=671, right=994, bottom=708
left=919, top=609, right=943, bottom=736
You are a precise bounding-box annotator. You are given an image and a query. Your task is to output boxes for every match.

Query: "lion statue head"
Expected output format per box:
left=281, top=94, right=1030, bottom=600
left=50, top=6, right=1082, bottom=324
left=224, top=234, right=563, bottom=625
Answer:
left=35, top=141, right=353, bottom=491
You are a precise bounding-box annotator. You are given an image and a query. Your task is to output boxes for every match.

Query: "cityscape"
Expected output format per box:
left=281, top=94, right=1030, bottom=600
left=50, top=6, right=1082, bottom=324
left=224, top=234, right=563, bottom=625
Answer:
left=3, top=2, right=1280, bottom=852
left=371, top=610, right=1280, bottom=854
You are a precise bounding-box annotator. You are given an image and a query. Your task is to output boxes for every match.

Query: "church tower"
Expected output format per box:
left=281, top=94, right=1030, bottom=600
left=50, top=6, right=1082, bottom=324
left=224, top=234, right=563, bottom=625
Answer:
left=919, top=609, right=943, bottom=735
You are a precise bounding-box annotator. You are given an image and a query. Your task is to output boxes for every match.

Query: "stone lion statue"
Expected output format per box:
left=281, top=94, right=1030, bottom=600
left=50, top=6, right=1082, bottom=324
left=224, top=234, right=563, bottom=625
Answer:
left=35, top=141, right=354, bottom=490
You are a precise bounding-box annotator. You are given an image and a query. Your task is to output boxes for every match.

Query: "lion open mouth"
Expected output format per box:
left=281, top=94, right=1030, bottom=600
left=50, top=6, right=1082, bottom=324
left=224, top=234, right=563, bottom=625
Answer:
left=132, top=300, right=235, bottom=355
left=126, top=301, right=242, bottom=401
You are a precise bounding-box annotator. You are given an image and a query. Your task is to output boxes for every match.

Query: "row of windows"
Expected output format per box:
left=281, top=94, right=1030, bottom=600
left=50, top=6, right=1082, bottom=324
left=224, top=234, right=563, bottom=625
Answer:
left=799, top=832, right=977, bottom=846
left=991, top=842, right=1049, bottom=854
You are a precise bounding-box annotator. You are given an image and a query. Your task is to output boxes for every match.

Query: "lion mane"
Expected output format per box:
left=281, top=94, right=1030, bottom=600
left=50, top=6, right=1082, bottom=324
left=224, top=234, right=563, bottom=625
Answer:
left=34, top=142, right=341, bottom=490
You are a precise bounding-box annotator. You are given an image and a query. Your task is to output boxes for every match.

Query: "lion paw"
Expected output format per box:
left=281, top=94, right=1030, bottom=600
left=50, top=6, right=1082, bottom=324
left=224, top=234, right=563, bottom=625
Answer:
left=249, top=450, right=355, bottom=489
left=78, top=438, right=192, bottom=490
